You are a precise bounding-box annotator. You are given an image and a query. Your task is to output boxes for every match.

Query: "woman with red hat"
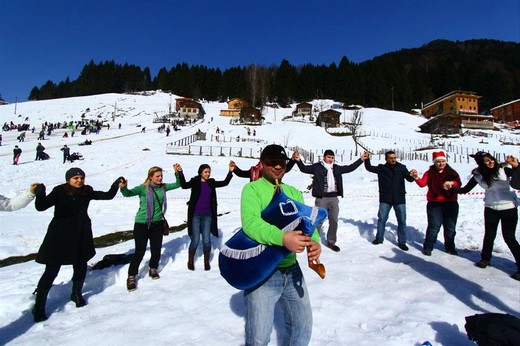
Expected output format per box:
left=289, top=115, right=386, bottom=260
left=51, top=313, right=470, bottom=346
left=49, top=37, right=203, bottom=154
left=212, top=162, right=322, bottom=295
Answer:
left=410, top=151, right=462, bottom=256
left=451, top=151, right=520, bottom=281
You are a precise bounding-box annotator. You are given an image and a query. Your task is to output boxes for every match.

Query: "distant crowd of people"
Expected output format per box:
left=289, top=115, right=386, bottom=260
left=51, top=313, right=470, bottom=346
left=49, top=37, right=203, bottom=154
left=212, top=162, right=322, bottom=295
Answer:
left=2, top=142, right=520, bottom=344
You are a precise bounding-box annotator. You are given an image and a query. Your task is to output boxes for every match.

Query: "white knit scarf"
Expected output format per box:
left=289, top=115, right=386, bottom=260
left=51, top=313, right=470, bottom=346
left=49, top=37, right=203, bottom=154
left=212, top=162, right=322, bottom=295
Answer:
left=321, top=160, right=336, bottom=192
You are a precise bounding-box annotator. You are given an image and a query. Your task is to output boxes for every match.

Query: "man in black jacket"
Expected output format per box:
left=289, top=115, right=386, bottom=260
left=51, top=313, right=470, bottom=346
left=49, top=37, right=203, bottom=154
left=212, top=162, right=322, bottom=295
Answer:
left=293, top=149, right=368, bottom=252
left=506, top=155, right=520, bottom=190
left=365, top=151, right=415, bottom=251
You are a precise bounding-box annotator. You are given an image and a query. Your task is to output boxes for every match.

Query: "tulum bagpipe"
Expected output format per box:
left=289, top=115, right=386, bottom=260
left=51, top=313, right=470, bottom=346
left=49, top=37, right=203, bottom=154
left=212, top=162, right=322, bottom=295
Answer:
left=219, top=184, right=328, bottom=290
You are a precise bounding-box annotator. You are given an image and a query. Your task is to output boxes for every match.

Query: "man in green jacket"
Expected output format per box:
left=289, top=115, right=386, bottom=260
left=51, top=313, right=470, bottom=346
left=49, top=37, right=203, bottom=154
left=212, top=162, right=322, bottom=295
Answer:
left=241, top=144, right=322, bottom=346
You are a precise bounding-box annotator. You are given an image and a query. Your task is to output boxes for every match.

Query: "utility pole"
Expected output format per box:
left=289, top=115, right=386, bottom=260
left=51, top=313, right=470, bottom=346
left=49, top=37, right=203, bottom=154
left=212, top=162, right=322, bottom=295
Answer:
left=14, top=97, right=17, bottom=114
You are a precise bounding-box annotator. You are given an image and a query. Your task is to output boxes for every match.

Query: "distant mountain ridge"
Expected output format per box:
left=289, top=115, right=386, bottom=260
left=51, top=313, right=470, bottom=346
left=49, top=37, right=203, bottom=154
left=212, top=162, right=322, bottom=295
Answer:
left=28, top=39, right=519, bottom=112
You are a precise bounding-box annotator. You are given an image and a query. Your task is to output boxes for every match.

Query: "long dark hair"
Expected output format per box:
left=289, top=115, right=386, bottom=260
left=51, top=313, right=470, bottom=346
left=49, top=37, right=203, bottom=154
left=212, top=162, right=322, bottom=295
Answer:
left=475, top=155, right=501, bottom=186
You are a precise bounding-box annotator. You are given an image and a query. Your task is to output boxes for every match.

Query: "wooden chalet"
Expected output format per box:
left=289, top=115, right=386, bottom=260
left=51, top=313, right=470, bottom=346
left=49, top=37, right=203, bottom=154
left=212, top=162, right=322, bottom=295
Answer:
left=316, top=109, right=341, bottom=128
left=419, top=90, right=493, bottom=133
left=175, top=98, right=205, bottom=120
left=220, top=98, right=249, bottom=117
left=491, top=99, right=520, bottom=123
left=292, top=102, right=313, bottom=117
left=419, top=114, right=492, bottom=134
left=240, top=107, right=262, bottom=125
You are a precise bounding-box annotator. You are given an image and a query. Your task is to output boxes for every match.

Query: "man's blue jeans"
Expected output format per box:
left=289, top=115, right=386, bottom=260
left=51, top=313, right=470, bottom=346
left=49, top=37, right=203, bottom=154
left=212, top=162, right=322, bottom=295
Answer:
left=424, top=201, right=459, bottom=252
left=190, top=214, right=212, bottom=252
left=244, top=263, right=312, bottom=346
left=375, top=203, right=407, bottom=244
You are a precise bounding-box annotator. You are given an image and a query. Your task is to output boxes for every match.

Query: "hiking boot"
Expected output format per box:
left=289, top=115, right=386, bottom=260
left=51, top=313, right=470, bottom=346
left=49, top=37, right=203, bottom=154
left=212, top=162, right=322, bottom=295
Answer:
left=372, top=239, right=383, bottom=245
left=475, top=260, right=490, bottom=269
left=422, top=249, right=432, bottom=256
left=127, top=276, right=137, bottom=291
left=511, top=272, right=520, bottom=281
left=327, top=243, right=341, bottom=252
left=398, top=243, right=409, bottom=251
left=149, top=268, right=160, bottom=280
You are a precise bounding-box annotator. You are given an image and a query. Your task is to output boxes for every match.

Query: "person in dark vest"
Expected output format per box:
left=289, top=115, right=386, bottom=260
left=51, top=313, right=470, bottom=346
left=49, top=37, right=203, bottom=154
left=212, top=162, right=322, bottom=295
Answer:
left=31, top=168, right=123, bottom=322
left=292, top=149, right=369, bottom=252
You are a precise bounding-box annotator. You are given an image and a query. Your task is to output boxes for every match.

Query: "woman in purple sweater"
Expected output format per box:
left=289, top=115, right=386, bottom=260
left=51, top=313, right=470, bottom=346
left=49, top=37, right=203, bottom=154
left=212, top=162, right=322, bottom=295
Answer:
left=175, top=161, right=235, bottom=270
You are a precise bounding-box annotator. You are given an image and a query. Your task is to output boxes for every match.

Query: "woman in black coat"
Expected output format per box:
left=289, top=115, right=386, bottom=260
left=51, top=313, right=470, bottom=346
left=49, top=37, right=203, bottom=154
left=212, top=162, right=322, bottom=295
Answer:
left=175, top=161, right=234, bottom=270
left=32, top=167, right=122, bottom=323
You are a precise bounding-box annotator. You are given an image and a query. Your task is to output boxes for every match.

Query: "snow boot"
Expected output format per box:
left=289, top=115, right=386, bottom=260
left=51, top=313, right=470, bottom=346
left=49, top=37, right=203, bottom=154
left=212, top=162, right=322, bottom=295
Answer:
left=70, top=280, right=87, bottom=307
left=32, top=287, right=51, bottom=323
left=187, top=249, right=196, bottom=271
left=204, top=250, right=211, bottom=271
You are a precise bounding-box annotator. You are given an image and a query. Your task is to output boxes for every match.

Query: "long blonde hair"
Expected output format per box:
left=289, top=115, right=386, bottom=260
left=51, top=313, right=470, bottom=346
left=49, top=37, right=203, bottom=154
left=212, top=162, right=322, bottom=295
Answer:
left=143, top=166, right=163, bottom=185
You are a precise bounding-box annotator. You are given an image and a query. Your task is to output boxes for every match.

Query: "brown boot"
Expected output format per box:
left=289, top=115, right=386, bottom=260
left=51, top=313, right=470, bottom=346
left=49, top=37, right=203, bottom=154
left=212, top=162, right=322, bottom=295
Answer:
left=204, top=250, right=211, bottom=271
left=187, top=249, right=196, bottom=271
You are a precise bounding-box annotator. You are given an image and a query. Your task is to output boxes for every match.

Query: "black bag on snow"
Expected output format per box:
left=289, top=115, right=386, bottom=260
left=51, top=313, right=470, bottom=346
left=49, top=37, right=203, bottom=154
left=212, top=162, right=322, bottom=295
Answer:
left=465, top=313, right=520, bottom=346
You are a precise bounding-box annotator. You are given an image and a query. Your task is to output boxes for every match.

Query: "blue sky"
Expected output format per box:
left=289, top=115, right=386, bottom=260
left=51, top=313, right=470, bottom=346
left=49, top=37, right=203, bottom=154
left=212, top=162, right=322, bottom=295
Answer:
left=1, top=0, right=519, bottom=102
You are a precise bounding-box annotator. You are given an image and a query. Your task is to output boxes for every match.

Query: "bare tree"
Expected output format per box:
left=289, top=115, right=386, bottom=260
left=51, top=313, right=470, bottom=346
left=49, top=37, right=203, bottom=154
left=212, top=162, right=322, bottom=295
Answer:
left=282, top=130, right=295, bottom=147
left=346, top=110, right=364, bottom=155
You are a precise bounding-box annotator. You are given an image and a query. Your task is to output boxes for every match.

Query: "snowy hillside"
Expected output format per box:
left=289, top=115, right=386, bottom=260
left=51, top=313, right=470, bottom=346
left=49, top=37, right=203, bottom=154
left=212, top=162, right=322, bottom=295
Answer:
left=0, top=91, right=518, bottom=346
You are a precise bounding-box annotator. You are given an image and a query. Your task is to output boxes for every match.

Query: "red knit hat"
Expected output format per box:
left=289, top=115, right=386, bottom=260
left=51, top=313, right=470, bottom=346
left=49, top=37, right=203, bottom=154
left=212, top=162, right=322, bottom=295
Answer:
left=432, top=151, right=446, bottom=162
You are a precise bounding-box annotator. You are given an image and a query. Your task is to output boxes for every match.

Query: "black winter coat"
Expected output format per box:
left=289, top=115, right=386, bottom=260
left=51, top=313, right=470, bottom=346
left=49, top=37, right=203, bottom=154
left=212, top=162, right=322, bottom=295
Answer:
left=179, top=171, right=232, bottom=238
left=364, top=159, right=415, bottom=205
left=35, top=181, right=119, bottom=265
left=510, top=166, right=520, bottom=190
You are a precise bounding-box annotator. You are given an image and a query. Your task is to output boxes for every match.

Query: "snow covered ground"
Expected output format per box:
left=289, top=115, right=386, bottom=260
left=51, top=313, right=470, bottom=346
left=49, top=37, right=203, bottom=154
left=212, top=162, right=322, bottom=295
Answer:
left=0, top=91, right=518, bottom=345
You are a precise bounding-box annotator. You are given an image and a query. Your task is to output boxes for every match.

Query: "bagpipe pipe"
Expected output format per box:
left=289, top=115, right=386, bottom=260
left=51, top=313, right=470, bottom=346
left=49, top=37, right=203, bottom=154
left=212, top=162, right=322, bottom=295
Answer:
left=218, top=184, right=328, bottom=290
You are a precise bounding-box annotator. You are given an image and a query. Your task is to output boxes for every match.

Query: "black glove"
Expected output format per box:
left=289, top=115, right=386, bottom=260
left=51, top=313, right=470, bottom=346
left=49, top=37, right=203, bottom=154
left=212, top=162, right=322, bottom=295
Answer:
left=113, top=176, right=125, bottom=187
left=34, top=184, right=46, bottom=197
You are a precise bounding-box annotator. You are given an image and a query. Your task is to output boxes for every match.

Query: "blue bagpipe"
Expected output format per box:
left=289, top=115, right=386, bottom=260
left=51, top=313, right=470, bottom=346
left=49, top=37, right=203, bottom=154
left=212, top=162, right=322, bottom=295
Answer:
left=218, top=186, right=328, bottom=290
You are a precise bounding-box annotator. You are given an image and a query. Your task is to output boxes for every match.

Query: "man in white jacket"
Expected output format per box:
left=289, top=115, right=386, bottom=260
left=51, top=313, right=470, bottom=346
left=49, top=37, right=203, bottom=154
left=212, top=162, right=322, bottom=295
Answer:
left=0, top=183, right=38, bottom=211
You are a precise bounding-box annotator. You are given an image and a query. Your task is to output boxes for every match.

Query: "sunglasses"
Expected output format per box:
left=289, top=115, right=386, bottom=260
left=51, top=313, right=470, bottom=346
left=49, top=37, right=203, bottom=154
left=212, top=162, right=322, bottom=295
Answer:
left=263, top=159, right=287, bottom=167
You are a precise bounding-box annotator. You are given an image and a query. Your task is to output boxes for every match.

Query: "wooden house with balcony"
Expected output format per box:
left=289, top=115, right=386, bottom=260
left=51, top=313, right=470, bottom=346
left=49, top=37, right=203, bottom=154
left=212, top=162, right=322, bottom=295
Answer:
left=419, top=90, right=493, bottom=133
left=220, top=98, right=249, bottom=117
left=240, top=107, right=262, bottom=125
left=175, top=98, right=205, bottom=120
left=292, top=102, right=313, bottom=117
left=316, top=109, right=341, bottom=128
left=491, top=99, right=520, bottom=124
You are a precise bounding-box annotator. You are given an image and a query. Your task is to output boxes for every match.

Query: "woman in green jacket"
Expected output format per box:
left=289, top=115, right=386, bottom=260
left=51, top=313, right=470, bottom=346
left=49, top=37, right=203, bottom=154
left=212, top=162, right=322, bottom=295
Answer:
left=120, top=165, right=181, bottom=291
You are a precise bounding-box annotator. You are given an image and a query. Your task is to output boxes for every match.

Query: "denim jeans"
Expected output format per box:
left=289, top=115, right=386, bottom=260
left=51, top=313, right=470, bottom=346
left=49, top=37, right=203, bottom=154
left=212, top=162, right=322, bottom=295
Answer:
left=424, top=201, right=459, bottom=252
left=375, top=203, right=407, bottom=244
left=244, top=263, right=312, bottom=346
left=482, top=207, right=520, bottom=269
left=190, top=214, right=212, bottom=252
